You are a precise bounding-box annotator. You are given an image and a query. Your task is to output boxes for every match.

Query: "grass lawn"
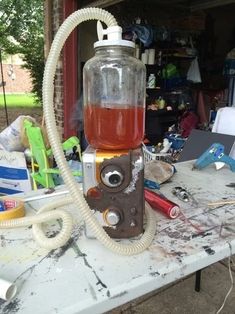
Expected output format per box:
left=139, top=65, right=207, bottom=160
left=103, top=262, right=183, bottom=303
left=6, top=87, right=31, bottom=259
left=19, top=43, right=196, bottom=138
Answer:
left=0, top=93, right=41, bottom=108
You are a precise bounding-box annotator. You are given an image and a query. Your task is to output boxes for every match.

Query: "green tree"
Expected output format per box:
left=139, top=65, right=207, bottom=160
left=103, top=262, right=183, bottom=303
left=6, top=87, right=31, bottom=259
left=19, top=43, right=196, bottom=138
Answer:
left=0, top=0, right=44, bottom=104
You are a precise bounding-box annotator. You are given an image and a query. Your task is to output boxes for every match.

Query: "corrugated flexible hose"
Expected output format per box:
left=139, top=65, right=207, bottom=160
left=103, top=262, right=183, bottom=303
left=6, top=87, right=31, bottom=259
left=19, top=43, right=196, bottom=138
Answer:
left=0, top=8, right=157, bottom=255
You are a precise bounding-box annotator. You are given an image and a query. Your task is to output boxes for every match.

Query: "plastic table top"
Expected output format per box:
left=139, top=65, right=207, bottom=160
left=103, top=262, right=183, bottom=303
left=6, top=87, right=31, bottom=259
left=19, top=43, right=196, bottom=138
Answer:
left=0, top=160, right=235, bottom=314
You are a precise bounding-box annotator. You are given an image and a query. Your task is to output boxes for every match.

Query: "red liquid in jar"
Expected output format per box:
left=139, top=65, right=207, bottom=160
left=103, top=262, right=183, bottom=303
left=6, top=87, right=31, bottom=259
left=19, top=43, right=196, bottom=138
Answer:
left=84, top=104, right=145, bottom=149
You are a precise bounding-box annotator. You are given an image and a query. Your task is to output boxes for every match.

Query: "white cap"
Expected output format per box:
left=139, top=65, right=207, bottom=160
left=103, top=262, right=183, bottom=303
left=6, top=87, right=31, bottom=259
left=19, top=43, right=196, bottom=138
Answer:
left=94, top=21, right=135, bottom=48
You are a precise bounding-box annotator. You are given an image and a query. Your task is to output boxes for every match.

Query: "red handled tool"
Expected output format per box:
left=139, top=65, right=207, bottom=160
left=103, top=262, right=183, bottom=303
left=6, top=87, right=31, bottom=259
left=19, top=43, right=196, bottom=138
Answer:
left=144, top=189, right=180, bottom=219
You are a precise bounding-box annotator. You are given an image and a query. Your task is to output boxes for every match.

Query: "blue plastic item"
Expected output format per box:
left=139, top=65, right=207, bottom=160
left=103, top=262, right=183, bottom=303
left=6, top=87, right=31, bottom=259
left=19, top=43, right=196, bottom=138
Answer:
left=165, top=134, right=186, bottom=150
left=144, top=179, right=160, bottom=190
left=0, top=200, right=6, bottom=212
left=193, top=143, right=235, bottom=172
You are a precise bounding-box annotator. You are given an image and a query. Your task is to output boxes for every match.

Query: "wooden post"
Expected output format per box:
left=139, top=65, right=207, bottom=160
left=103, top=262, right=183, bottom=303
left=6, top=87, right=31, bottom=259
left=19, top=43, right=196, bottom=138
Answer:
left=63, top=0, right=78, bottom=139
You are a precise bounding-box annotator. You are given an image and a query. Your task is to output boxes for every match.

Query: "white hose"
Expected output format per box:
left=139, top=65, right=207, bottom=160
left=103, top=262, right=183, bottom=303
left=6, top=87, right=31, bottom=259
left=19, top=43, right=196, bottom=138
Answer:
left=0, top=8, right=157, bottom=255
left=0, top=197, right=73, bottom=250
left=42, top=7, right=157, bottom=255
left=0, top=8, right=156, bottom=255
left=0, top=196, right=155, bottom=253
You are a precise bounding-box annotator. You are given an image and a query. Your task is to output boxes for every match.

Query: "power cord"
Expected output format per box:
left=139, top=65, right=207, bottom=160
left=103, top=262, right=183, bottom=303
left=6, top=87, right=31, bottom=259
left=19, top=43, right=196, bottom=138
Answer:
left=216, top=243, right=234, bottom=314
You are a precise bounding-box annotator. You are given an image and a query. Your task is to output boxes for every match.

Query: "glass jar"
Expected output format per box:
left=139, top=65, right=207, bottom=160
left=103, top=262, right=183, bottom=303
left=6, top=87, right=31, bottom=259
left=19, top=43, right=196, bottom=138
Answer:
left=83, top=45, right=146, bottom=150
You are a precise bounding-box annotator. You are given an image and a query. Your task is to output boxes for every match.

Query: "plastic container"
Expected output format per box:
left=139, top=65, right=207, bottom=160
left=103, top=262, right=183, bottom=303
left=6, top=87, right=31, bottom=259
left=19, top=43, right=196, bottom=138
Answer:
left=83, top=44, right=146, bottom=150
left=142, top=143, right=171, bottom=163
left=147, top=74, right=156, bottom=88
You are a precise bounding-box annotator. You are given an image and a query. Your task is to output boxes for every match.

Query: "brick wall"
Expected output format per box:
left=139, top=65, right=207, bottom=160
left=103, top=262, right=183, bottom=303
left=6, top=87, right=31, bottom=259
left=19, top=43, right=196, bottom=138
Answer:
left=51, top=0, right=64, bottom=138
left=48, top=0, right=78, bottom=139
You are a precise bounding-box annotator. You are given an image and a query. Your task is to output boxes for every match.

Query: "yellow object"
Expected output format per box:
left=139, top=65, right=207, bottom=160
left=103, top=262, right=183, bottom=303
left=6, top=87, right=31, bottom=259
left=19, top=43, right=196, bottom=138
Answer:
left=208, top=200, right=235, bottom=206
left=0, top=198, right=25, bottom=221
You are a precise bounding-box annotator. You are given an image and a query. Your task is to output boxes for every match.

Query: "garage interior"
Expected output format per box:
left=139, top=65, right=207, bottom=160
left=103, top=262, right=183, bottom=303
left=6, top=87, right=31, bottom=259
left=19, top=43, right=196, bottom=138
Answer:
left=77, top=0, right=235, bottom=150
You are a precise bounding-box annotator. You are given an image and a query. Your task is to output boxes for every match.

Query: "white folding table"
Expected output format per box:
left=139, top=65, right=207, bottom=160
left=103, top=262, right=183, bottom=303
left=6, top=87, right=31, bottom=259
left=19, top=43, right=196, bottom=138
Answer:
left=0, top=160, right=235, bottom=314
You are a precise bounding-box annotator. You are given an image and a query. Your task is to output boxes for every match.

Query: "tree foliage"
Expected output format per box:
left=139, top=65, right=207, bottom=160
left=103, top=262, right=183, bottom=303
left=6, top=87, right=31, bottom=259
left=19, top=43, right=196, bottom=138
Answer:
left=0, top=0, right=44, bottom=104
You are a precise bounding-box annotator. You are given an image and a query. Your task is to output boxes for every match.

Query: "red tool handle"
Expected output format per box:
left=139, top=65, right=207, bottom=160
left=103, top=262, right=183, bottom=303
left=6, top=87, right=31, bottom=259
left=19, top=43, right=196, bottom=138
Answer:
left=144, top=189, right=180, bottom=219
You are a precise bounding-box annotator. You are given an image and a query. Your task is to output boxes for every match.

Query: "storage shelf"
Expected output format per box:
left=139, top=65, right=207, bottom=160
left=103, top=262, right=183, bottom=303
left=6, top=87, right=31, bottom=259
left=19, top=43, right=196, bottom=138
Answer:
left=146, top=109, right=178, bottom=117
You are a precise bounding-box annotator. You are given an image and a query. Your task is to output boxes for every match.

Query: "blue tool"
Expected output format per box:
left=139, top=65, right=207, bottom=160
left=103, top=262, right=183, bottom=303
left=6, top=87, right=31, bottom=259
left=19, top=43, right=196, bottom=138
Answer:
left=193, top=143, right=235, bottom=172
left=0, top=200, right=6, bottom=212
left=144, top=179, right=160, bottom=190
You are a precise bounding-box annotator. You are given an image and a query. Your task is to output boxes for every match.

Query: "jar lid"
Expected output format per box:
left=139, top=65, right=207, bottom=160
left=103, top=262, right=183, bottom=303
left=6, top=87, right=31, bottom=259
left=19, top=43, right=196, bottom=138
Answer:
left=94, top=40, right=135, bottom=48
left=94, top=21, right=135, bottom=49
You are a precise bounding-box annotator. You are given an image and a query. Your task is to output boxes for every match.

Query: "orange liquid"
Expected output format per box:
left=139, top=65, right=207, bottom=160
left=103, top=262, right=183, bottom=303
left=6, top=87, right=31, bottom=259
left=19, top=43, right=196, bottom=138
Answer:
left=84, top=105, right=145, bottom=149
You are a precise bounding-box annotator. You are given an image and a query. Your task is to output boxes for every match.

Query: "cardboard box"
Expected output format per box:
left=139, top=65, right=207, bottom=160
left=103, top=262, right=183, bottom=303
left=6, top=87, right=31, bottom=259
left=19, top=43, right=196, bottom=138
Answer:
left=0, top=150, right=32, bottom=195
